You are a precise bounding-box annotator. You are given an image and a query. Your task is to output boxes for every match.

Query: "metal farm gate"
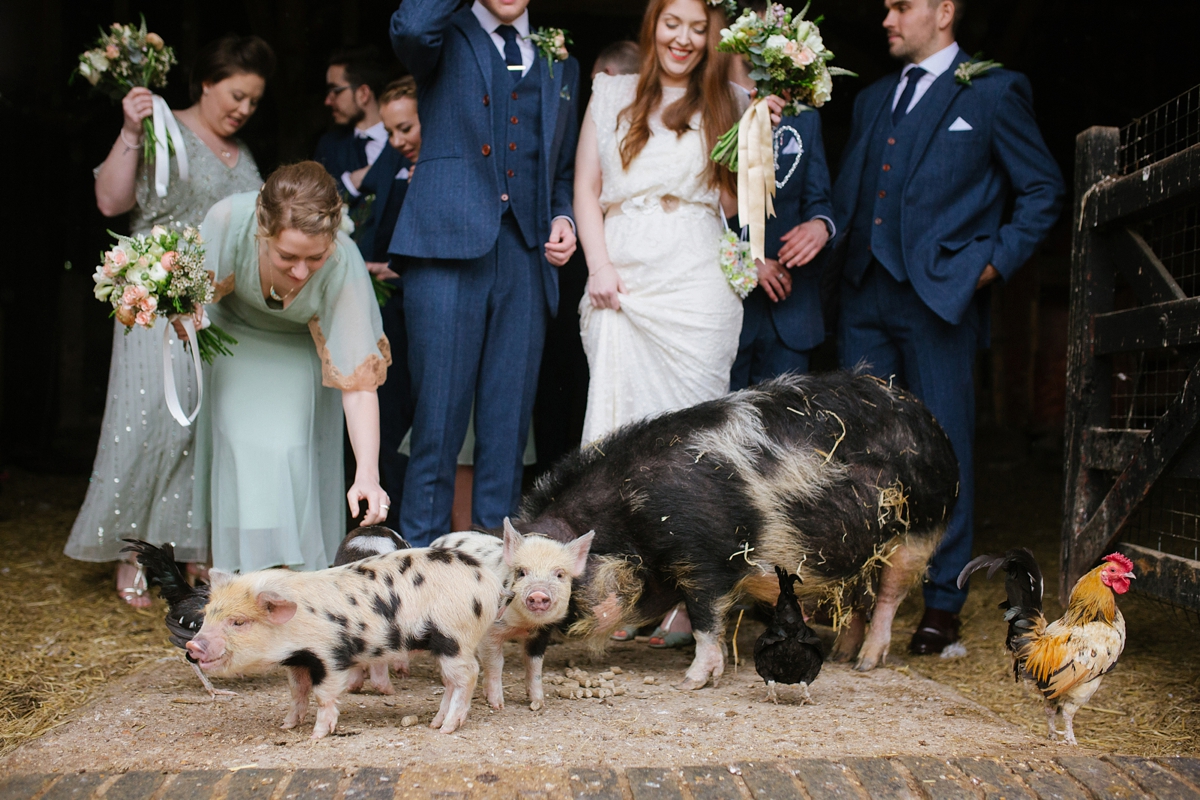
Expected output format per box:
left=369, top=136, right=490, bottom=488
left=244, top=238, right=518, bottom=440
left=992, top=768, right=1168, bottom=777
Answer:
left=1062, top=86, right=1200, bottom=610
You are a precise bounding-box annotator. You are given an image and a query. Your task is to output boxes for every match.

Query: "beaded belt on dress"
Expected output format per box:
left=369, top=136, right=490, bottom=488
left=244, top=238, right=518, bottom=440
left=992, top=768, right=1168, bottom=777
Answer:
left=604, top=194, right=705, bottom=220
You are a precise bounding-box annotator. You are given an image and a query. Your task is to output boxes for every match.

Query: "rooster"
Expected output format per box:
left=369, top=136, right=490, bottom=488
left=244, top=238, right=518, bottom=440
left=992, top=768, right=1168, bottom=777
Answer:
left=753, top=566, right=823, bottom=704
left=958, top=549, right=1134, bottom=744
left=119, top=539, right=233, bottom=699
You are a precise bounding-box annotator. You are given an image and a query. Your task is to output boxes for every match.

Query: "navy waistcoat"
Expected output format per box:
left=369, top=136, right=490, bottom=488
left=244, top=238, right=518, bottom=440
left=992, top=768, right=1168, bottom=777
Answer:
left=845, top=84, right=939, bottom=284
left=490, top=49, right=543, bottom=249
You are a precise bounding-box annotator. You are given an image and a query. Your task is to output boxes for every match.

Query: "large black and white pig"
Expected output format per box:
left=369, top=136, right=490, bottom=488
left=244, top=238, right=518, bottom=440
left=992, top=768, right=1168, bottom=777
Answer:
left=431, top=520, right=594, bottom=711
left=515, top=371, right=960, bottom=689
left=185, top=548, right=502, bottom=737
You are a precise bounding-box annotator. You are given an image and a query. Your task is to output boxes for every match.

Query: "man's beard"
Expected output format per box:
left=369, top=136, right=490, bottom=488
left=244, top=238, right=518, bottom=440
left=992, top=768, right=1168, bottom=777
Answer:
left=345, top=106, right=365, bottom=127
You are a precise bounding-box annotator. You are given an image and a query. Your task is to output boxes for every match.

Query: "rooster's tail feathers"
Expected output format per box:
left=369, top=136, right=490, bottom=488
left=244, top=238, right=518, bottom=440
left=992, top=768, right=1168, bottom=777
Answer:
left=958, top=548, right=1043, bottom=611
left=119, top=538, right=194, bottom=606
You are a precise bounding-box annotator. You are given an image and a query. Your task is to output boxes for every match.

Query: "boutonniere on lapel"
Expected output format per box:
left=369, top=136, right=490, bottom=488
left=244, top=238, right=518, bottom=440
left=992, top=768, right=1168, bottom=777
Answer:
left=954, top=55, right=1002, bottom=86
left=528, top=27, right=571, bottom=78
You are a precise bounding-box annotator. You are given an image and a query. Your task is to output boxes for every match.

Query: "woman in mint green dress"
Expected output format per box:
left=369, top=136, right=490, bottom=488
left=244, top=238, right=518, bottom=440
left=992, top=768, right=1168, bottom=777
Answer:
left=195, top=162, right=391, bottom=572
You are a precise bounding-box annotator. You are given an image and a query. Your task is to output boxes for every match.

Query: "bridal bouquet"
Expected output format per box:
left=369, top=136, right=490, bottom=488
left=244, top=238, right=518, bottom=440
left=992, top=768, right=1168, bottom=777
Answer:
left=73, top=17, right=188, bottom=198
left=708, top=2, right=853, bottom=262
left=92, top=226, right=236, bottom=363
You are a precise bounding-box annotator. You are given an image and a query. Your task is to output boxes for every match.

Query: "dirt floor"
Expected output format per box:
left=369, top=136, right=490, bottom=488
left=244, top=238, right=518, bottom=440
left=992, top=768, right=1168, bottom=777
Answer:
left=1, top=432, right=1197, bottom=775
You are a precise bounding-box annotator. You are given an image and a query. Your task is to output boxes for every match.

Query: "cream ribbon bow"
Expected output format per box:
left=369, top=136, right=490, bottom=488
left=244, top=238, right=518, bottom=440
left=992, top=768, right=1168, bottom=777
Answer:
left=736, top=97, right=777, bottom=263
left=162, top=310, right=208, bottom=427
left=150, top=94, right=189, bottom=198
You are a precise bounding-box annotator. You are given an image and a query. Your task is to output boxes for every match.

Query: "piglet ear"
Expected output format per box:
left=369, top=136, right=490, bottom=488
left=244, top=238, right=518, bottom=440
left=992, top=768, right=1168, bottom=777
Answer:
left=565, top=530, right=596, bottom=578
left=256, top=590, right=298, bottom=625
left=502, top=517, right=524, bottom=567
left=209, top=568, right=234, bottom=589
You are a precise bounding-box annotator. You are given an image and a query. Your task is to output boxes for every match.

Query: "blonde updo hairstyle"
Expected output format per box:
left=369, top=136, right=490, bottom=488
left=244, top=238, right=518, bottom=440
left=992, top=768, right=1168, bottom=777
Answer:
left=256, top=161, right=343, bottom=241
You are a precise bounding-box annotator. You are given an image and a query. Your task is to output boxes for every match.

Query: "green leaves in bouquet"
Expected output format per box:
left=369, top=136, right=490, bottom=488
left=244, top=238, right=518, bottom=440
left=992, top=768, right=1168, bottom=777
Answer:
left=372, top=276, right=395, bottom=308
left=194, top=326, right=237, bottom=365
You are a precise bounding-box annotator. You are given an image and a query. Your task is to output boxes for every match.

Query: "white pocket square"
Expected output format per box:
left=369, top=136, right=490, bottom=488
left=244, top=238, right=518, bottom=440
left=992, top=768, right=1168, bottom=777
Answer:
left=948, top=116, right=973, bottom=131
left=780, top=137, right=801, bottom=155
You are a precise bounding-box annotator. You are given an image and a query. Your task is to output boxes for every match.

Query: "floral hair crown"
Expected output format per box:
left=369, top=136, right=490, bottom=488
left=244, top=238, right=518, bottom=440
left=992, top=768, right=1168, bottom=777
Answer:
left=707, top=0, right=741, bottom=18
left=1102, top=553, right=1135, bottom=573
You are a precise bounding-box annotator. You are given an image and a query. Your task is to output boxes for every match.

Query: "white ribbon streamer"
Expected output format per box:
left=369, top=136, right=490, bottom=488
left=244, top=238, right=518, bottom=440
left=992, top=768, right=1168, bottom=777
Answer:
left=736, top=97, right=777, bottom=263
left=151, top=94, right=189, bottom=198
left=163, top=314, right=204, bottom=427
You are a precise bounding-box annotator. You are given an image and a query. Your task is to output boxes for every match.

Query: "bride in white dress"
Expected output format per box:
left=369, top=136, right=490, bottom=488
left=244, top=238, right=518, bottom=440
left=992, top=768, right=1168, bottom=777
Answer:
left=575, top=0, right=786, bottom=646
left=574, top=0, right=749, bottom=446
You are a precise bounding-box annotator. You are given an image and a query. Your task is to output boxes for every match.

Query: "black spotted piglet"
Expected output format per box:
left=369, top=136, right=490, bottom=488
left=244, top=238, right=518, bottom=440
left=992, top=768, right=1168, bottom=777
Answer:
left=185, top=548, right=502, bottom=737
left=431, top=518, right=594, bottom=712
left=332, top=526, right=412, bottom=694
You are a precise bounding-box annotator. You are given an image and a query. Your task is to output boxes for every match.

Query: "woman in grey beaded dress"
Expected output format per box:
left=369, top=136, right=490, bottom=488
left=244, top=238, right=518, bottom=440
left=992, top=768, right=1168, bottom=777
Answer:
left=64, top=35, right=275, bottom=606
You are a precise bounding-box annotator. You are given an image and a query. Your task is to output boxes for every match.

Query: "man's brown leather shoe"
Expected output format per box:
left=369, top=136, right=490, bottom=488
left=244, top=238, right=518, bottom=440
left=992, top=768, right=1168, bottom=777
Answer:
left=908, top=608, right=961, bottom=655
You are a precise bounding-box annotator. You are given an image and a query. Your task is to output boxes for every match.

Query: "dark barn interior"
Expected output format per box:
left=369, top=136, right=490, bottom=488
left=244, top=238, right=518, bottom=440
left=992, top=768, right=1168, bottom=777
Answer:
left=0, top=0, right=1196, bottom=479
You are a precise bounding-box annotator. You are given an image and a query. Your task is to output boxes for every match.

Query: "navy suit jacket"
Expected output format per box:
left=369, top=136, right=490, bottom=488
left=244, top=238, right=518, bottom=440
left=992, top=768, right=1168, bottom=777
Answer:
left=314, top=127, right=368, bottom=188
left=359, top=146, right=413, bottom=262
left=759, top=111, right=834, bottom=351
left=389, top=2, right=579, bottom=308
left=832, top=48, right=1065, bottom=325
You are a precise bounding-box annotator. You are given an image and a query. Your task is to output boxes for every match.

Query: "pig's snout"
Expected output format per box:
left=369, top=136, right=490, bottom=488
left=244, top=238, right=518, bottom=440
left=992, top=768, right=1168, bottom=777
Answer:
left=185, top=638, right=206, bottom=661
left=526, top=591, right=551, bottom=613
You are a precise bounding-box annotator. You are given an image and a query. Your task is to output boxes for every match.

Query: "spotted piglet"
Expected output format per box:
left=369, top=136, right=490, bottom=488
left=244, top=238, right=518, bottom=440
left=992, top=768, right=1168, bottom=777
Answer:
left=431, top=518, right=594, bottom=712
left=332, top=526, right=412, bottom=694
left=185, top=548, right=502, bottom=737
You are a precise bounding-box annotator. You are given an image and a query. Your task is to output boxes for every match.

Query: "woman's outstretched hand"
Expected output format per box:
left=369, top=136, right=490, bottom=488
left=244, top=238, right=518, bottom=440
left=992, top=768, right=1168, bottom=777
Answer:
left=348, top=476, right=389, bottom=526
left=587, top=263, right=627, bottom=311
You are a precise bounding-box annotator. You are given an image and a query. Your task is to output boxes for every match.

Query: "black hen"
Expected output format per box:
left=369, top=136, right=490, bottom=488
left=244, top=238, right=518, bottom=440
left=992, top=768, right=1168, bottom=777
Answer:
left=119, top=539, right=231, bottom=698
left=754, top=566, right=824, bottom=703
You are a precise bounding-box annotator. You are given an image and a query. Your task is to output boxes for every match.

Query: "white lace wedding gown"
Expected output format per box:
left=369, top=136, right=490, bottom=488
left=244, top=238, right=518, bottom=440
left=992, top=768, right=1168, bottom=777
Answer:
left=579, top=73, right=743, bottom=444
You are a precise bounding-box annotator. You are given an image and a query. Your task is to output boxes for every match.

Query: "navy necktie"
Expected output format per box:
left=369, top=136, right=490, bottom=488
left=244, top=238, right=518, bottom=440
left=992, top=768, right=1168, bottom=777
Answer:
left=352, top=133, right=370, bottom=167
left=497, top=25, right=523, bottom=81
left=892, top=66, right=927, bottom=125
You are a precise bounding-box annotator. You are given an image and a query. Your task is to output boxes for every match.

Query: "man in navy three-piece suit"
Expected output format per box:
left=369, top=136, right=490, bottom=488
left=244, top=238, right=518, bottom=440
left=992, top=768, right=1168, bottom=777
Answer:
left=730, top=110, right=835, bottom=389
left=833, top=0, right=1064, bottom=653
left=390, top=0, right=579, bottom=545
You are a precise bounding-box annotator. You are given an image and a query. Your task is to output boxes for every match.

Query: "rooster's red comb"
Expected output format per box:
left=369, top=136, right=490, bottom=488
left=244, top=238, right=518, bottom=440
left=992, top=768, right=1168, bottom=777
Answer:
left=1103, top=553, right=1134, bottom=573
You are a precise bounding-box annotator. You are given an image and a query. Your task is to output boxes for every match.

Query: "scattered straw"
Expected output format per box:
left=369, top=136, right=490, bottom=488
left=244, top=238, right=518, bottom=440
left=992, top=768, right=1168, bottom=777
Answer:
left=731, top=609, right=745, bottom=670
left=0, top=471, right=176, bottom=758
left=877, top=480, right=911, bottom=532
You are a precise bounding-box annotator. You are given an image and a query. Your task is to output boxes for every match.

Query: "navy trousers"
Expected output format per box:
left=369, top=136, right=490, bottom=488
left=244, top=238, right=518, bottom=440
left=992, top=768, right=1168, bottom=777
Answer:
left=838, top=264, right=979, bottom=613
left=730, top=289, right=811, bottom=390
left=399, top=214, right=546, bottom=545
left=377, top=275, right=411, bottom=531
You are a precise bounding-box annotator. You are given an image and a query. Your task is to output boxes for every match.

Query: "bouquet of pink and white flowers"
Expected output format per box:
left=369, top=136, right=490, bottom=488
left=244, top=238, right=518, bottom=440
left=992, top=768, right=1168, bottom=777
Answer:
left=710, top=3, right=853, bottom=170
left=73, top=16, right=177, bottom=165
left=93, top=226, right=236, bottom=363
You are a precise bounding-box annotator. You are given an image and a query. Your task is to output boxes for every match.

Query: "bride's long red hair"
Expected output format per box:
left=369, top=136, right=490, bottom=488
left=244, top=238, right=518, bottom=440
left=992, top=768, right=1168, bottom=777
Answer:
left=617, top=0, right=740, bottom=197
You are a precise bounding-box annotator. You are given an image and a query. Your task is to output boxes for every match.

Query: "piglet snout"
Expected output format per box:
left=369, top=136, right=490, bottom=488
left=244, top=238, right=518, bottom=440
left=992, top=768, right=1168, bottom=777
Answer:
left=185, top=639, right=206, bottom=660
left=526, top=591, right=551, bottom=613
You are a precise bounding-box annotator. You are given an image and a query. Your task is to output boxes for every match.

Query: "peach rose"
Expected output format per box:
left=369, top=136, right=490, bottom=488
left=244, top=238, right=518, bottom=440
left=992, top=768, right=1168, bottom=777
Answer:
left=161, top=251, right=177, bottom=271
left=102, top=261, right=116, bottom=278
left=108, top=248, right=128, bottom=268
left=106, top=44, right=120, bottom=59
left=146, top=33, right=165, bottom=51
left=115, top=305, right=137, bottom=327
left=139, top=296, right=158, bottom=313
left=135, top=309, right=155, bottom=327
left=122, top=284, right=148, bottom=306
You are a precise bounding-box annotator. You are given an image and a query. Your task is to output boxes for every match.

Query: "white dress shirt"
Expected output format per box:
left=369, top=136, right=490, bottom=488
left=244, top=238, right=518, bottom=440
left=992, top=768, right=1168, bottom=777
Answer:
left=471, top=1, right=534, bottom=77
left=891, top=42, right=960, bottom=115
left=342, top=121, right=389, bottom=197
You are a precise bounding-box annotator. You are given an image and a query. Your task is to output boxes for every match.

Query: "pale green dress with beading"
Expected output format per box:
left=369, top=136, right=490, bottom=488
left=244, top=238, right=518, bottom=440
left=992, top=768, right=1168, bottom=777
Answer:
left=194, top=192, right=390, bottom=573
left=66, top=122, right=261, bottom=564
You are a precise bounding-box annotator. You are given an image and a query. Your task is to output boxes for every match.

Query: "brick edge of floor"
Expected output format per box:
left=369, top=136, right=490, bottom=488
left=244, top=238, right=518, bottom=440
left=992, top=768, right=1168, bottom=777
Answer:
left=3, top=756, right=1199, bottom=800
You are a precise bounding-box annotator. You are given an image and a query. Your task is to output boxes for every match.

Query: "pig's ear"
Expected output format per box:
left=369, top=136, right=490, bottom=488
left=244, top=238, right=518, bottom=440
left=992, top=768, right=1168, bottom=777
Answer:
left=565, top=530, right=596, bottom=577
left=502, top=517, right=524, bottom=567
left=255, top=590, right=298, bottom=625
left=208, top=568, right=234, bottom=589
